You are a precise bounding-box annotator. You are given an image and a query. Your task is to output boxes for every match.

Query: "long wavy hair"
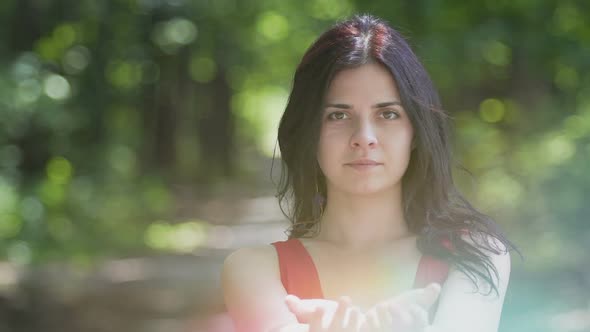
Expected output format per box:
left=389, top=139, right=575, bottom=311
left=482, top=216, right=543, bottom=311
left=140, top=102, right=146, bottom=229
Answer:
left=275, top=14, right=522, bottom=297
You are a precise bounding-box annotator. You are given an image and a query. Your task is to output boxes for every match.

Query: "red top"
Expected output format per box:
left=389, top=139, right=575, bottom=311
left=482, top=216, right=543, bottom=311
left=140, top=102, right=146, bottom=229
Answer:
left=271, top=238, right=451, bottom=322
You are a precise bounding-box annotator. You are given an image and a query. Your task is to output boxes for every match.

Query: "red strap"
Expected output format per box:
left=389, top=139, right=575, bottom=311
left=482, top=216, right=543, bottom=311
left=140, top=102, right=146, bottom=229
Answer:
left=413, top=254, right=451, bottom=324
left=273, top=237, right=451, bottom=323
left=271, top=239, right=324, bottom=299
left=413, top=254, right=450, bottom=288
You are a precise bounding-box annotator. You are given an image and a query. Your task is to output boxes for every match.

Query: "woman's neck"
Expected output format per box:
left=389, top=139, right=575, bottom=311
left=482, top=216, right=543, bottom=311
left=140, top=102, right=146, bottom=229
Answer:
left=313, top=187, right=412, bottom=251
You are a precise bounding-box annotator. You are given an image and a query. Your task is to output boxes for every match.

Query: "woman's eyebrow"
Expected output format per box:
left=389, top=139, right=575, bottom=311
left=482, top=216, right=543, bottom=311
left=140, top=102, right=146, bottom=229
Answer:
left=323, top=101, right=402, bottom=109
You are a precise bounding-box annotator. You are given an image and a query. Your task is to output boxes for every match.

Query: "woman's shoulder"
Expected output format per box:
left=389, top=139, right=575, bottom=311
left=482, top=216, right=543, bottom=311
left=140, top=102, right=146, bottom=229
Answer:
left=450, top=231, right=512, bottom=284
left=459, top=230, right=510, bottom=255
left=222, top=243, right=303, bottom=332
left=221, top=244, right=284, bottom=307
left=223, top=243, right=280, bottom=273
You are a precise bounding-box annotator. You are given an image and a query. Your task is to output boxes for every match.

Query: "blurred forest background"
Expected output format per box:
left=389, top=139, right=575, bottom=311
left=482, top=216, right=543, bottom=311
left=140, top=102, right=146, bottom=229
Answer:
left=0, top=0, right=589, bottom=331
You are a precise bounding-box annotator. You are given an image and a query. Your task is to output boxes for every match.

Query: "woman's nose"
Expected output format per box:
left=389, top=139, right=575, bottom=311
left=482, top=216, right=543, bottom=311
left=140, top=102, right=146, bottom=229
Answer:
left=350, top=120, right=377, bottom=149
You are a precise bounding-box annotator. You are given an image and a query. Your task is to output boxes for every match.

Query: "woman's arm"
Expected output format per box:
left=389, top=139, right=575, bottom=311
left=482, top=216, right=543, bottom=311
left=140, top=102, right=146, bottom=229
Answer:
left=222, top=246, right=361, bottom=332
left=349, top=234, right=510, bottom=332
left=222, top=246, right=301, bottom=332
left=430, top=234, right=512, bottom=332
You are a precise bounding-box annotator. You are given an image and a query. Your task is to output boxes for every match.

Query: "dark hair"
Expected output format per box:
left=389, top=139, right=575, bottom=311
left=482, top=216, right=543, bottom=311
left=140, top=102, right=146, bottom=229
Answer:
left=275, top=14, right=522, bottom=297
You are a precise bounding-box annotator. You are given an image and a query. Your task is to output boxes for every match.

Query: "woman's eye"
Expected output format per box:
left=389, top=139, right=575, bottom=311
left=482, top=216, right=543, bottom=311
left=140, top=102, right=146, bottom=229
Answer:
left=327, top=112, right=348, bottom=120
left=381, top=110, right=399, bottom=120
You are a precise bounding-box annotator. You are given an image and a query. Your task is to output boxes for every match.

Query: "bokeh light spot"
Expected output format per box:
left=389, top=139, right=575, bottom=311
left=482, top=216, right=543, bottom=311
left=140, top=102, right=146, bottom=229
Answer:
left=16, top=78, right=42, bottom=105
left=43, top=74, right=71, bottom=100
left=11, top=53, right=41, bottom=81
left=166, top=18, right=197, bottom=45
left=53, top=24, right=78, bottom=49
left=46, top=156, right=73, bottom=184
left=152, top=17, right=198, bottom=53
left=109, top=145, right=137, bottom=176
left=544, top=135, right=576, bottom=164
left=482, top=40, right=511, bottom=67
left=256, top=12, right=289, bottom=42
left=105, top=60, right=143, bottom=90
left=20, top=197, right=44, bottom=223
left=306, top=0, right=353, bottom=19
left=144, top=220, right=209, bottom=252
left=479, top=98, right=505, bottom=123
left=63, top=45, right=91, bottom=74
left=7, top=241, right=32, bottom=265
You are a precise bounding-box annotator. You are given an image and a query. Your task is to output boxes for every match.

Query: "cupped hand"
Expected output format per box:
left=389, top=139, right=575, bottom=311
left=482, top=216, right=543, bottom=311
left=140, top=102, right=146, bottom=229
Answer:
left=286, top=295, right=365, bottom=331
left=361, top=283, right=442, bottom=332
left=285, top=296, right=340, bottom=323
left=285, top=283, right=441, bottom=332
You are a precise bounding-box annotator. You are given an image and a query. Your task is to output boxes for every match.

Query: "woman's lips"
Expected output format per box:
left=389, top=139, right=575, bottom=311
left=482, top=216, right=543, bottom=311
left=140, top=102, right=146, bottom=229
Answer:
left=345, top=160, right=383, bottom=170
left=346, top=164, right=381, bottom=171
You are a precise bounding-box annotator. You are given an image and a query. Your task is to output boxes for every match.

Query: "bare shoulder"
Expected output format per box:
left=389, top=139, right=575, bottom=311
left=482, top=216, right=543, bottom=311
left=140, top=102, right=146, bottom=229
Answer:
left=221, top=244, right=281, bottom=301
left=223, top=244, right=279, bottom=277
left=222, top=244, right=297, bottom=332
left=460, top=231, right=512, bottom=276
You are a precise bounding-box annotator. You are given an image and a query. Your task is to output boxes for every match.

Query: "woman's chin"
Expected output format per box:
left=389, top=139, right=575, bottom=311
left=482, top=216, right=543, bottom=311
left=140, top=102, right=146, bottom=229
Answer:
left=327, top=177, right=401, bottom=196
left=344, top=184, right=393, bottom=196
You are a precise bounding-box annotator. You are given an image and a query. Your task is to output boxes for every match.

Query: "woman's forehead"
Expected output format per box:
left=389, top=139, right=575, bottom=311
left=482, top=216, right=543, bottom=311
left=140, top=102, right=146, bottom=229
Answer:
left=324, top=63, right=400, bottom=101
left=329, top=62, right=395, bottom=84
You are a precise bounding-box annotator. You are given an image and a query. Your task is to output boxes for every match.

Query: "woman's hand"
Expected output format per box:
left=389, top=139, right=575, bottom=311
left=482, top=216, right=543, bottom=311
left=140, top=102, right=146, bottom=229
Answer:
left=285, top=283, right=441, bottom=332
left=361, top=283, right=442, bottom=332
left=362, top=301, right=429, bottom=332
left=286, top=295, right=365, bottom=331
left=285, top=297, right=340, bottom=320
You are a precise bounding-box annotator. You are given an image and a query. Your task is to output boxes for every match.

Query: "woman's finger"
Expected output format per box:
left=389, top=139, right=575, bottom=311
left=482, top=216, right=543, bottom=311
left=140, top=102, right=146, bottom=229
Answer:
left=409, top=303, right=429, bottom=330
left=285, top=295, right=316, bottom=324
left=284, top=295, right=305, bottom=317
left=308, top=306, right=326, bottom=332
left=331, top=296, right=352, bottom=329
left=376, top=302, right=393, bottom=327
left=364, top=309, right=381, bottom=331
left=391, top=283, right=441, bottom=309
left=388, top=302, right=413, bottom=330
left=347, top=307, right=362, bottom=331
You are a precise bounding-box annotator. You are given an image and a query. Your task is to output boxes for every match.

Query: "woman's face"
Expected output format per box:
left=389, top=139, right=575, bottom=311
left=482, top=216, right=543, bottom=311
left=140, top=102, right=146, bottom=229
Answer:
left=317, top=62, right=414, bottom=196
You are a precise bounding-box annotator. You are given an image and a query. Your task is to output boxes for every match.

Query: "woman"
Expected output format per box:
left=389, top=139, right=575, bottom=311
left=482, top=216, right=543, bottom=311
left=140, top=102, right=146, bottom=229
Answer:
left=222, top=14, right=520, bottom=332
